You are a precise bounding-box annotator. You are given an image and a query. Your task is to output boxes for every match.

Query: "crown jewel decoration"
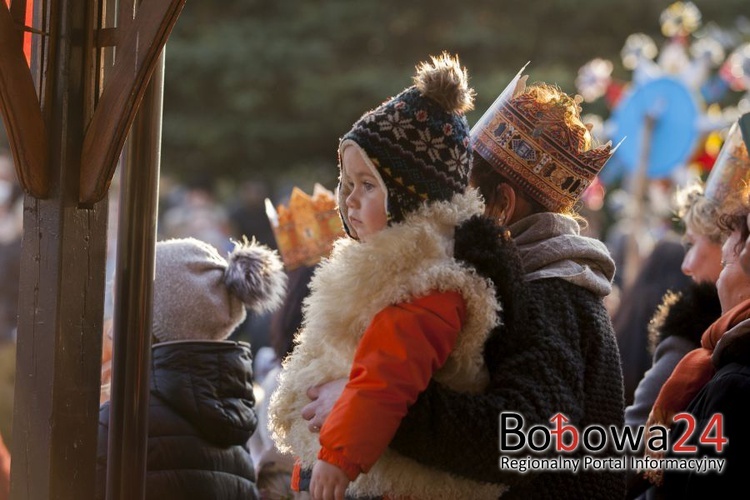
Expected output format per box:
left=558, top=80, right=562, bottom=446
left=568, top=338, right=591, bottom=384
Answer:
left=265, top=184, right=345, bottom=270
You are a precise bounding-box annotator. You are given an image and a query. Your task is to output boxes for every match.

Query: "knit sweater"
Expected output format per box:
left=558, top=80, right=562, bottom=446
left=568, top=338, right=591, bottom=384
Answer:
left=389, top=214, right=627, bottom=500
left=268, top=192, right=507, bottom=499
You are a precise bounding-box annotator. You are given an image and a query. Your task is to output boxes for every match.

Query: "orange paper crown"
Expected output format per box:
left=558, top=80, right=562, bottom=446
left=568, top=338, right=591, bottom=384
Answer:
left=265, top=184, right=346, bottom=270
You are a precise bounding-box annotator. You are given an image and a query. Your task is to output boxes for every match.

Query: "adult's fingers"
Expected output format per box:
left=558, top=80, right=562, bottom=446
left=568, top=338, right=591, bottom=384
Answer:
left=306, top=384, right=321, bottom=400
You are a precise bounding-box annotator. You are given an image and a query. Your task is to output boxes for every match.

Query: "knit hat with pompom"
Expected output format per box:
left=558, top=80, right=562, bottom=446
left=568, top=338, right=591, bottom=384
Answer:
left=338, top=52, right=475, bottom=232
left=152, top=237, right=287, bottom=343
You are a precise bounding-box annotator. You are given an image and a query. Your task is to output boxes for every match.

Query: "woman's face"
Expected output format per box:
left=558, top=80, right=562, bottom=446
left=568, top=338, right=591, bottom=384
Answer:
left=717, top=230, right=750, bottom=313
left=681, top=226, right=723, bottom=284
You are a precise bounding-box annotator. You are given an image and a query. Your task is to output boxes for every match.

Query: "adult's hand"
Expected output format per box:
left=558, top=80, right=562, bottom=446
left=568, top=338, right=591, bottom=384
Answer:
left=301, top=378, right=347, bottom=433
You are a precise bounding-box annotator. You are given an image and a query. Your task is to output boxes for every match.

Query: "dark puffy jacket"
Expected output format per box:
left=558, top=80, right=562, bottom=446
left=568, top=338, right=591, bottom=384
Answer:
left=96, top=340, right=259, bottom=500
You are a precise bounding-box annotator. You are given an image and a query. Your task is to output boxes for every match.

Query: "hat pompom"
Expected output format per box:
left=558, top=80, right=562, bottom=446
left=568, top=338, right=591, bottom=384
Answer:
left=413, top=52, right=475, bottom=115
left=225, top=237, right=287, bottom=314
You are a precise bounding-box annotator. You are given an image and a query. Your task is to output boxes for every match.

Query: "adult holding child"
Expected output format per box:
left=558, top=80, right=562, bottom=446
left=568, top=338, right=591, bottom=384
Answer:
left=302, top=67, right=627, bottom=499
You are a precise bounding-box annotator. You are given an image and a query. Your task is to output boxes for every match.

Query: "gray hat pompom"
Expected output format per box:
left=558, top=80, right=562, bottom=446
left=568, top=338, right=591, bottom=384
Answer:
left=152, top=237, right=287, bottom=343
left=225, top=237, right=287, bottom=314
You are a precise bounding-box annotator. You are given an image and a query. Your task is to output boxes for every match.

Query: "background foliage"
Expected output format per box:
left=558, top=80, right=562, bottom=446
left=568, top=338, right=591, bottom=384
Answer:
left=160, top=0, right=746, bottom=194
left=1, top=0, right=747, bottom=195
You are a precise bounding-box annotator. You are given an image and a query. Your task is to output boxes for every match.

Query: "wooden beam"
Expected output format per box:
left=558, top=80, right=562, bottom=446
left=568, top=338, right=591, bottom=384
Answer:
left=0, top=2, right=48, bottom=198
left=79, top=0, right=186, bottom=206
left=105, top=52, right=164, bottom=500
left=10, top=0, right=108, bottom=498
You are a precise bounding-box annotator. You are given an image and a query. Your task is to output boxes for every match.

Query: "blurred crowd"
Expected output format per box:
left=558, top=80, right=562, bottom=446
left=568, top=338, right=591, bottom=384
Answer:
left=0, top=109, right=746, bottom=498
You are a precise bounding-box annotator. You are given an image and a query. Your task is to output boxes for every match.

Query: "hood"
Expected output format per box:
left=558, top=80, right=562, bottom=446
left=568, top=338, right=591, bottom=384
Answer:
left=150, top=340, right=257, bottom=446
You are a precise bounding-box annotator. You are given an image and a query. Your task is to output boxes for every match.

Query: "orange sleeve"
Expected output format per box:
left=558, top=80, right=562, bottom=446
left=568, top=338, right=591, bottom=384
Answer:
left=317, top=290, right=466, bottom=480
left=0, top=430, right=9, bottom=499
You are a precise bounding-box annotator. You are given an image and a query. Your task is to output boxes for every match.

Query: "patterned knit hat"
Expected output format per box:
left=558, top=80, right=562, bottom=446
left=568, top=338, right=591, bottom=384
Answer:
left=471, top=65, right=617, bottom=212
left=338, top=52, right=475, bottom=236
left=152, top=237, right=287, bottom=343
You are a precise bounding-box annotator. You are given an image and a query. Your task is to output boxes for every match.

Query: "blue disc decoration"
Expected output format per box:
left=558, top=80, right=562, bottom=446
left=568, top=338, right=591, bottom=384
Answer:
left=610, top=77, right=699, bottom=178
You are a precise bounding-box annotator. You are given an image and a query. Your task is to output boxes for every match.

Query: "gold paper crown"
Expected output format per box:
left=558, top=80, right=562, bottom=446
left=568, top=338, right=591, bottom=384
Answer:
left=265, top=184, right=346, bottom=270
left=472, top=71, right=618, bottom=212
left=704, top=114, right=750, bottom=205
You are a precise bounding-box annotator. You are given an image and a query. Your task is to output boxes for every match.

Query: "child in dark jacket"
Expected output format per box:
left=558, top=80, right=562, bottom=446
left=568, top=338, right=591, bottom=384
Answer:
left=96, top=237, right=286, bottom=500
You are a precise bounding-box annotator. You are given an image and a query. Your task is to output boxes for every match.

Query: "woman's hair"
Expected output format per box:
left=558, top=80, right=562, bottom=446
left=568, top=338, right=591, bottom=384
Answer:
left=673, top=183, right=723, bottom=244
left=524, top=83, right=593, bottom=150
left=717, top=198, right=750, bottom=257
left=469, top=154, right=581, bottom=220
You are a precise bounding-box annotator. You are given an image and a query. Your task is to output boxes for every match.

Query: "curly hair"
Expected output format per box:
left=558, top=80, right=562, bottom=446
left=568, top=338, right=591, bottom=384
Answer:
left=523, top=83, right=592, bottom=151
left=673, top=182, right=724, bottom=244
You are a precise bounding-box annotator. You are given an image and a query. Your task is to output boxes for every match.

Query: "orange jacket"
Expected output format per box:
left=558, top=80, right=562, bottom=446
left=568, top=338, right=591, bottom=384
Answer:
left=315, top=290, right=466, bottom=481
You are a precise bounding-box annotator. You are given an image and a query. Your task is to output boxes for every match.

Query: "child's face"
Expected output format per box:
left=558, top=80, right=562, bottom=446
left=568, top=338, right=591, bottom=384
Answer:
left=341, top=146, right=387, bottom=242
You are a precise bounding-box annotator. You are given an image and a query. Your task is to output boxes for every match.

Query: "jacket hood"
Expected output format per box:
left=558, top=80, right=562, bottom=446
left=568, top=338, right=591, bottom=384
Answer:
left=150, top=340, right=257, bottom=447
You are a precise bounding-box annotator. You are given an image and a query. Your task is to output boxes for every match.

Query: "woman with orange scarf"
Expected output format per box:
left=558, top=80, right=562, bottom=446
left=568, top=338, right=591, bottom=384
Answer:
left=646, top=206, right=750, bottom=498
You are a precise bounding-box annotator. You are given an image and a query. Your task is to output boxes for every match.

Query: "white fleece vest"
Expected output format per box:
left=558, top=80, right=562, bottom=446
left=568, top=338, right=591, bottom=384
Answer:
left=269, top=191, right=508, bottom=499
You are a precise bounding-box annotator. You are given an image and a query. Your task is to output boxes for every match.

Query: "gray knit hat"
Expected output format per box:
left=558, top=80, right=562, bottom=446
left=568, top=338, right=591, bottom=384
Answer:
left=152, top=237, right=287, bottom=343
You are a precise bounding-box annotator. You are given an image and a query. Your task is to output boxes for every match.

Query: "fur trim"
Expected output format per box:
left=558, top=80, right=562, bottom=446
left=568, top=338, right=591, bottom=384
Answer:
left=225, top=237, right=287, bottom=314
left=648, top=282, right=721, bottom=354
left=268, top=190, right=504, bottom=498
left=350, top=450, right=507, bottom=499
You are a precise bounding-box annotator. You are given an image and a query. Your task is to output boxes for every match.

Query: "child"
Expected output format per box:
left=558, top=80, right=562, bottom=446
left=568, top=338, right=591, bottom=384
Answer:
left=96, top=237, right=286, bottom=500
left=269, top=53, right=506, bottom=500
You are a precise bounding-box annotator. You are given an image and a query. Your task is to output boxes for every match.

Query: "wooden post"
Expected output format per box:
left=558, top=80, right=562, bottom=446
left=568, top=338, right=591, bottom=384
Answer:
left=622, top=112, right=656, bottom=291
left=3, top=0, right=184, bottom=497
left=10, top=1, right=108, bottom=498
left=105, top=51, right=164, bottom=500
